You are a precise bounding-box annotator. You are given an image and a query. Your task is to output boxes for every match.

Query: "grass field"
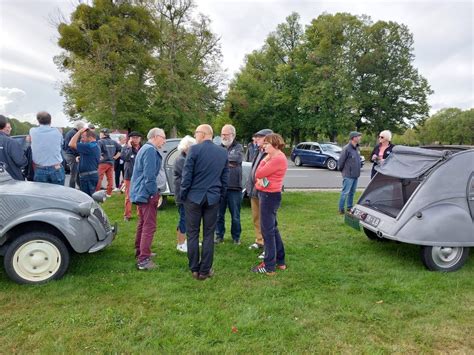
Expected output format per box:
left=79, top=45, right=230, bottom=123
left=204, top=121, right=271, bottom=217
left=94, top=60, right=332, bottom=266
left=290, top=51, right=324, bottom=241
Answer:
left=1, top=192, right=473, bottom=352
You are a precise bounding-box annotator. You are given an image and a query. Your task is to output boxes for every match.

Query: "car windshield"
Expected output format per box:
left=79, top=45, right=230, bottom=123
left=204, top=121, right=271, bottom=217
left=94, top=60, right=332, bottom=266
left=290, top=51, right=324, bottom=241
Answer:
left=320, top=144, right=341, bottom=153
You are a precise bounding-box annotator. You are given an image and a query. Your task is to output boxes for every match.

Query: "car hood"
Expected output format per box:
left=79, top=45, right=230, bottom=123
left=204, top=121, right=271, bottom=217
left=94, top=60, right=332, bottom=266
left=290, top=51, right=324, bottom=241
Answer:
left=1, top=179, right=92, bottom=204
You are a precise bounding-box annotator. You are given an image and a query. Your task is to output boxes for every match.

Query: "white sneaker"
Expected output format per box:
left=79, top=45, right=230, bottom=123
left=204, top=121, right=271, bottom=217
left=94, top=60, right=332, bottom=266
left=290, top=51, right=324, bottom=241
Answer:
left=248, top=243, right=263, bottom=250
left=258, top=251, right=265, bottom=260
left=177, top=243, right=188, bottom=253
left=113, top=188, right=121, bottom=192
left=106, top=194, right=112, bottom=198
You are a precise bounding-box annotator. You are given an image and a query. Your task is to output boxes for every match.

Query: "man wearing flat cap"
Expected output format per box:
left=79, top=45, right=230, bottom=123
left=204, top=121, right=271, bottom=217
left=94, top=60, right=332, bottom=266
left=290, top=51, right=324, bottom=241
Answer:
left=338, top=131, right=362, bottom=214
left=246, top=128, right=273, bottom=256
left=121, top=131, right=142, bottom=221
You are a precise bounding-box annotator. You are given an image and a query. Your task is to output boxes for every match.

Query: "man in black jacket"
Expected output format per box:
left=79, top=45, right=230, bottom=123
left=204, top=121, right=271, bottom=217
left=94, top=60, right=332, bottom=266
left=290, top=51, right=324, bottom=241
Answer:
left=0, top=115, right=27, bottom=180
left=338, top=131, right=362, bottom=214
left=215, top=124, right=244, bottom=245
left=96, top=128, right=121, bottom=197
left=180, top=124, right=229, bottom=280
left=120, top=131, right=142, bottom=221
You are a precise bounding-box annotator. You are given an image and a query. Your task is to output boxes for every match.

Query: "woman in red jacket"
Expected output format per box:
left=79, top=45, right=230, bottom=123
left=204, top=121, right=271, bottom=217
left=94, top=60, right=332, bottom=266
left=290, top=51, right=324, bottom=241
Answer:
left=251, top=133, right=288, bottom=275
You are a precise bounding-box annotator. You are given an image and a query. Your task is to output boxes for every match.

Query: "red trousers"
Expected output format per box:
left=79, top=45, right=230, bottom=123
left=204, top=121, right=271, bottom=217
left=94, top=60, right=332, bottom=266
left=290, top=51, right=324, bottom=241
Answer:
left=123, top=179, right=138, bottom=219
left=96, top=163, right=114, bottom=195
left=135, top=194, right=159, bottom=262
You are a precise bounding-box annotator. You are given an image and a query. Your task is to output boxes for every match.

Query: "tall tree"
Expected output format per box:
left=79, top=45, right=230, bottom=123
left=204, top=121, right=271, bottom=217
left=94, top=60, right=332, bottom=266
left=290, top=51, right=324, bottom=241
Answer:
left=57, top=0, right=158, bottom=131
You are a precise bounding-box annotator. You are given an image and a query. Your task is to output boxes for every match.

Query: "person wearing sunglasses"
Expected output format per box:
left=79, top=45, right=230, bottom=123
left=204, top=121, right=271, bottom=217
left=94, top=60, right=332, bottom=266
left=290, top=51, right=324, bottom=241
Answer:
left=370, top=130, right=395, bottom=179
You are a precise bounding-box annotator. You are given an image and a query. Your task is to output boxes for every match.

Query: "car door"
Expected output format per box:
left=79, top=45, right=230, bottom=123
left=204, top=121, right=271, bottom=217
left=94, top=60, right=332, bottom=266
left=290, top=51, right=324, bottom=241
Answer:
left=310, top=144, right=325, bottom=166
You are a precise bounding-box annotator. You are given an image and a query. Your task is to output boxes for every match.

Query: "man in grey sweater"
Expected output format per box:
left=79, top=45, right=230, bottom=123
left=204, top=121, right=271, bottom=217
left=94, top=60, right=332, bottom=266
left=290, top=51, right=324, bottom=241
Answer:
left=338, top=131, right=362, bottom=214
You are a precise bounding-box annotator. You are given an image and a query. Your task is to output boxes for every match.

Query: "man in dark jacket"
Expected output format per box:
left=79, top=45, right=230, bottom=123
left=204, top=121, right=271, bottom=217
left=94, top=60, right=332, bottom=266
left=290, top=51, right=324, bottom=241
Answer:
left=0, top=115, right=27, bottom=180
left=338, top=131, right=362, bottom=214
left=121, top=131, right=142, bottom=221
left=130, top=128, right=166, bottom=271
left=96, top=128, right=121, bottom=197
left=215, top=124, right=244, bottom=245
left=245, top=128, right=273, bottom=252
left=63, top=121, right=85, bottom=188
left=180, top=124, right=229, bottom=280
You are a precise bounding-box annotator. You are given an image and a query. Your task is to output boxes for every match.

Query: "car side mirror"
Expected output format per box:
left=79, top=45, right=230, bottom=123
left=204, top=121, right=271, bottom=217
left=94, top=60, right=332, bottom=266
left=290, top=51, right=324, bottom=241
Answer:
left=92, top=190, right=107, bottom=203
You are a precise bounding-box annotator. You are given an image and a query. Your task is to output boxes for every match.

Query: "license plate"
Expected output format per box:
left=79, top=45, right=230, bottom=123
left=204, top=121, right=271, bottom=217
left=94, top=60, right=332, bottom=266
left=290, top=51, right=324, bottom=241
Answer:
left=351, top=208, right=380, bottom=227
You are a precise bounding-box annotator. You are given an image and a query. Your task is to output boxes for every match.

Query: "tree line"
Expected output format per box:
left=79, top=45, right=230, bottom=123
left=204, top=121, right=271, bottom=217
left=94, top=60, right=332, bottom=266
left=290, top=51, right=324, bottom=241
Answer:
left=54, top=1, right=471, bottom=146
left=224, top=12, right=433, bottom=144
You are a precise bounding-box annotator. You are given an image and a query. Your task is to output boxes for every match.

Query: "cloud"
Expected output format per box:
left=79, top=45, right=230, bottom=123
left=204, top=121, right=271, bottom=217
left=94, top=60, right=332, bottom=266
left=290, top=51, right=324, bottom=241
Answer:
left=0, top=87, right=27, bottom=113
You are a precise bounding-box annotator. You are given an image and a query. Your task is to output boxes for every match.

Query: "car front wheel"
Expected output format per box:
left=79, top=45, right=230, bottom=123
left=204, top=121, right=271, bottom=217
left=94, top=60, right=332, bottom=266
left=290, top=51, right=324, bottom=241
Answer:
left=326, top=158, right=337, bottom=171
left=294, top=156, right=302, bottom=166
left=420, top=246, right=470, bottom=272
left=4, top=232, right=70, bottom=284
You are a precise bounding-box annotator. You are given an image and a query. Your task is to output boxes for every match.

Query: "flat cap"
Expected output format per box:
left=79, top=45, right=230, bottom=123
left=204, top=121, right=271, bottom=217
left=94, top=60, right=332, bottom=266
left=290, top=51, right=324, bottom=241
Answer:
left=128, top=131, right=142, bottom=137
left=253, top=128, right=273, bottom=137
left=349, top=131, right=362, bottom=139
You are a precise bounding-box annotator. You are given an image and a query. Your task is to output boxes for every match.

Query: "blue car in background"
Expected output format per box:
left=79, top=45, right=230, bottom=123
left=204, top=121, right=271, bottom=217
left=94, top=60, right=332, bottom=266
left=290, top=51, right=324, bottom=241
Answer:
left=290, top=142, right=365, bottom=170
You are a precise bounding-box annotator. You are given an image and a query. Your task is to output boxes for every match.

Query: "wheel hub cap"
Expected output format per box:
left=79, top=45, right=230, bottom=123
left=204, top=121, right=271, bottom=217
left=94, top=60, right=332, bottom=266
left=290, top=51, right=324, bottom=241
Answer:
left=13, top=240, right=61, bottom=282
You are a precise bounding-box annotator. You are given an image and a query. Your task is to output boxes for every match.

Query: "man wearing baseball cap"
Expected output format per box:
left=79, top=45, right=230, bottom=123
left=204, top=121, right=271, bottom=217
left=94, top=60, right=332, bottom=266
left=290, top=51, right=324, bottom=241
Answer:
left=246, top=128, right=273, bottom=257
left=338, top=131, right=362, bottom=214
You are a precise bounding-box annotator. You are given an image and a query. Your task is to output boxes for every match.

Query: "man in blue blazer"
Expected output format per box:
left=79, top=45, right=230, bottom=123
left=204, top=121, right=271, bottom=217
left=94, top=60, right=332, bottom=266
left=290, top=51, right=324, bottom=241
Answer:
left=180, top=124, right=229, bottom=280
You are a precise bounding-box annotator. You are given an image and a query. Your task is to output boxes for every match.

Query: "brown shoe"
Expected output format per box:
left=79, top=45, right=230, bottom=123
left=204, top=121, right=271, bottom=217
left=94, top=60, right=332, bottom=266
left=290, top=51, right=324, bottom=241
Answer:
left=198, top=268, right=215, bottom=280
left=192, top=271, right=199, bottom=279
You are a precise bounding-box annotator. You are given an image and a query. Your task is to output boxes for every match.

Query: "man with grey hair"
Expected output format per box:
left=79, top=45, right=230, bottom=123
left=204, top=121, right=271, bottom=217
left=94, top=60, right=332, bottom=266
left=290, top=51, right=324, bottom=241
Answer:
left=215, top=124, right=244, bottom=245
left=181, top=124, right=229, bottom=280
left=63, top=120, right=86, bottom=188
left=130, top=127, right=166, bottom=270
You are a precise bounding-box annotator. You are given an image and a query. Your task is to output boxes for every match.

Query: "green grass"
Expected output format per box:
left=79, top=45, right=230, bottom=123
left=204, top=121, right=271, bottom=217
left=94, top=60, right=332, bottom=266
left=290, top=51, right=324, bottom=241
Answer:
left=1, top=192, right=473, bottom=352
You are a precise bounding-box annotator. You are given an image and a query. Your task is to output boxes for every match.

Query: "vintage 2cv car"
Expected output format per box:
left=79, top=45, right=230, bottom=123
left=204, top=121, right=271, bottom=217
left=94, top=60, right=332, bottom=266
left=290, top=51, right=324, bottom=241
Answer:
left=347, top=146, right=474, bottom=271
left=0, top=164, right=117, bottom=284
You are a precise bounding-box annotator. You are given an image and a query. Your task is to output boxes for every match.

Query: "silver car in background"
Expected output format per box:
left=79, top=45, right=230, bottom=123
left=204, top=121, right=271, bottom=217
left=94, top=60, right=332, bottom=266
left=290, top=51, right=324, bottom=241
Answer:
left=0, top=165, right=117, bottom=284
left=346, top=146, right=474, bottom=271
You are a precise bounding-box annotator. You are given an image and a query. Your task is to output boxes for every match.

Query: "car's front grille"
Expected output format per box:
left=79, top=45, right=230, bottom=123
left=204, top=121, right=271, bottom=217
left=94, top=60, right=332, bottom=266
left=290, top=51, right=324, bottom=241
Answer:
left=92, top=207, right=110, bottom=232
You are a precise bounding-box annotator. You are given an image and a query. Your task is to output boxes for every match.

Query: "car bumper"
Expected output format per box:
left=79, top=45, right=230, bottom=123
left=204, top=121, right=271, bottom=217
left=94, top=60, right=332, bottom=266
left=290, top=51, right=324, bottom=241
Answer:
left=88, top=222, right=118, bottom=253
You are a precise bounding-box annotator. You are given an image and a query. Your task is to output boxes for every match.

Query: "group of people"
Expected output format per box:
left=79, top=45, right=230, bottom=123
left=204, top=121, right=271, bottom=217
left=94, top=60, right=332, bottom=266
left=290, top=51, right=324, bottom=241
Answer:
left=337, top=129, right=394, bottom=214
left=0, top=110, right=394, bottom=280
left=130, top=124, right=289, bottom=279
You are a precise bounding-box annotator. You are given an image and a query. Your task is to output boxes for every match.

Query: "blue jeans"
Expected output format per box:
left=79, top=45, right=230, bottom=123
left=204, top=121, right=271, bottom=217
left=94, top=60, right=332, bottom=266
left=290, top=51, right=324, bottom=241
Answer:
left=80, top=173, right=99, bottom=196
left=177, top=204, right=186, bottom=233
left=259, top=191, right=285, bottom=272
left=34, top=165, right=65, bottom=186
left=339, top=177, right=358, bottom=212
left=215, top=190, right=242, bottom=241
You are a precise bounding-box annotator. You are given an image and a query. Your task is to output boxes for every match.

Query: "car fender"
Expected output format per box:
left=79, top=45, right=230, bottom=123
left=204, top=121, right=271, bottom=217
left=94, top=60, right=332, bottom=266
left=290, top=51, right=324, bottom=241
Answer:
left=0, top=209, right=98, bottom=253
left=396, top=202, right=474, bottom=247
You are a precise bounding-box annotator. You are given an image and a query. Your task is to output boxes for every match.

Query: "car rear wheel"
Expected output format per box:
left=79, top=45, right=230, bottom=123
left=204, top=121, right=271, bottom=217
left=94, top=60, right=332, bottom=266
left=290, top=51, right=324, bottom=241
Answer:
left=294, top=156, right=302, bottom=166
left=326, top=158, right=337, bottom=171
left=4, top=232, right=70, bottom=284
left=420, top=246, right=469, bottom=272
left=363, top=227, right=379, bottom=240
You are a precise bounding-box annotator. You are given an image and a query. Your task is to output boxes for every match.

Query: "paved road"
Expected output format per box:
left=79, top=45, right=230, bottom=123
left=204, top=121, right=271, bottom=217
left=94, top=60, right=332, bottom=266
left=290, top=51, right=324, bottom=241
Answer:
left=284, top=161, right=372, bottom=189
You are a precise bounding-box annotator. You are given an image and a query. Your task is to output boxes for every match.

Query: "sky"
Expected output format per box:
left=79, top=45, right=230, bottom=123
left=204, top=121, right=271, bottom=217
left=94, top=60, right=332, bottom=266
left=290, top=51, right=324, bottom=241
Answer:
left=0, top=0, right=472, bottom=127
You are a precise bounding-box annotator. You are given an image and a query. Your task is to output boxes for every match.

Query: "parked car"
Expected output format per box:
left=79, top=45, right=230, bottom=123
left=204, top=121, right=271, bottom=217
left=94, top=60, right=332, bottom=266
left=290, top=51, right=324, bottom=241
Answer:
left=290, top=142, right=365, bottom=170
left=346, top=146, right=474, bottom=272
left=0, top=164, right=117, bottom=284
left=160, top=138, right=252, bottom=208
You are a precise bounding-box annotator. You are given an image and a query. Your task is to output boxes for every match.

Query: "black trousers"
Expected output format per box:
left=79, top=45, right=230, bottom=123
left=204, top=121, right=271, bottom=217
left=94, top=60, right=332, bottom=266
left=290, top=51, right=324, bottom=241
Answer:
left=184, top=198, right=219, bottom=275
